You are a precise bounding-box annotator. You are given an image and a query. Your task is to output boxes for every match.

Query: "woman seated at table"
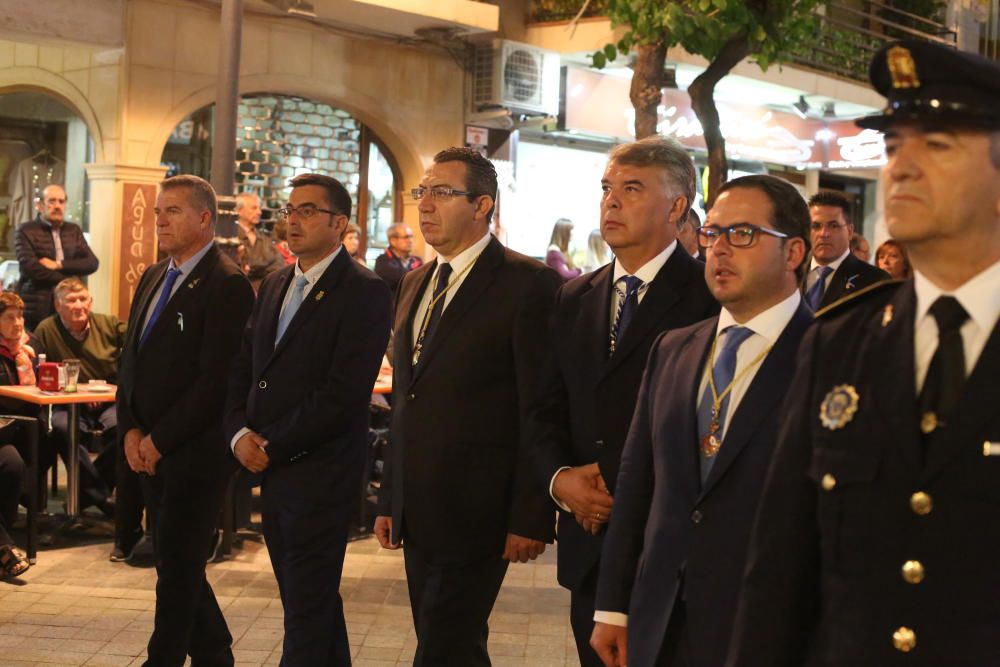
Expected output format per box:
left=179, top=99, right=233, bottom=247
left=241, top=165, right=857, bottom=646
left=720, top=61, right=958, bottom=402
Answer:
left=0, top=292, right=38, bottom=579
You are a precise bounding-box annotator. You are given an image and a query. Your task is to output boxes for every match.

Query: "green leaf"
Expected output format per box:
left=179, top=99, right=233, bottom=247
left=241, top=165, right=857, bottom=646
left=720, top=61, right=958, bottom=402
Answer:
left=592, top=51, right=608, bottom=69
left=604, top=44, right=618, bottom=61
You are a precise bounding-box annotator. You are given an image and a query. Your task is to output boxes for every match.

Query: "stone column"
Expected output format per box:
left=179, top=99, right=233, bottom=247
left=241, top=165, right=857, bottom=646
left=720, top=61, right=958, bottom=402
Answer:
left=84, top=163, right=168, bottom=319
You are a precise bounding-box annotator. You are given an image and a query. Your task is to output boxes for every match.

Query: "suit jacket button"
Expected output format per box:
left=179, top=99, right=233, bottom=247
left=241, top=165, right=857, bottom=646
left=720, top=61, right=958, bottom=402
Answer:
left=596, top=440, right=604, bottom=448
left=690, top=510, right=703, bottom=524
left=902, top=560, right=925, bottom=584
left=893, top=627, right=916, bottom=652
left=407, top=393, right=415, bottom=400
left=910, top=491, right=932, bottom=515
left=258, top=380, right=267, bottom=389
left=821, top=473, right=837, bottom=491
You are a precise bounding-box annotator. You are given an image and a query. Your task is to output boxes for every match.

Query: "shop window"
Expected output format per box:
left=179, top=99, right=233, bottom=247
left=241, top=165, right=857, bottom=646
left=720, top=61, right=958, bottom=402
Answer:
left=162, top=94, right=400, bottom=260
left=0, top=92, right=94, bottom=259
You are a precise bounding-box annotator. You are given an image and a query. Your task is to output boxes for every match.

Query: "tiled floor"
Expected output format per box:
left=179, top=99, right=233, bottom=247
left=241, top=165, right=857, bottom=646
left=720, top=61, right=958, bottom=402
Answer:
left=0, top=519, right=581, bottom=666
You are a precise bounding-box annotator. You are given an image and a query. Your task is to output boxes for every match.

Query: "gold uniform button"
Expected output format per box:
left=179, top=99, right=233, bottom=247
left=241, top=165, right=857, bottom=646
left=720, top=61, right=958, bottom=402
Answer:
left=821, top=473, right=837, bottom=491
left=893, top=626, right=916, bottom=652
left=902, top=560, right=925, bottom=584
left=910, top=492, right=932, bottom=515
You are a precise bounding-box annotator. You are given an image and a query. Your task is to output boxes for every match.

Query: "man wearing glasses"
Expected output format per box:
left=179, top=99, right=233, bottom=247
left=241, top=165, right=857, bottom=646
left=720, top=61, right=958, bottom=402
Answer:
left=590, top=175, right=812, bottom=667
left=226, top=173, right=392, bottom=665
left=374, top=222, right=423, bottom=294
left=804, top=190, right=889, bottom=311
left=374, top=147, right=561, bottom=666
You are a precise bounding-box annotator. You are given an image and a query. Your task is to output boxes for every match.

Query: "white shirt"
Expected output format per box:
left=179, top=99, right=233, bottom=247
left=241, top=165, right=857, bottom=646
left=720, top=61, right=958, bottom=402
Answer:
left=230, top=246, right=342, bottom=452
left=913, top=258, right=1000, bottom=392
left=594, top=289, right=802, bottom=629
left=806, top=248, right=850, bottom=292
left=140, top=239, right=215, bottom=339
left=549, top=241, right=679, bottom=512
left=410, top=231, right=492, bottom=363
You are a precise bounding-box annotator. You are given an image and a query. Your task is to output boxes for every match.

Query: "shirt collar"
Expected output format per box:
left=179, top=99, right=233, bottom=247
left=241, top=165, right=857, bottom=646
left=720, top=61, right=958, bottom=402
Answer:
left=612, top=240, right=678, bottom=285
left=715, top=290, right=802, bottom=346
left=913, top=258, right=1000, bottom=335
left=294, top=245, right=343, bottom=284
left=811, top=248, right=850, bottom=273
left=58, top=314, right=91, bottom=341
left=437, top=232, right=492, bottom=276
left=169, top=239, right=215, bottom=277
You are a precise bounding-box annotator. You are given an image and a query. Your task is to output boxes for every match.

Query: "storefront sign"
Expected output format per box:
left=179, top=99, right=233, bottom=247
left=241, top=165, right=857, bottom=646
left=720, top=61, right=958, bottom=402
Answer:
left=466, top=125, right=490, bottom=147
left=118, top=183, right=157, bottom=318
left=563, top=68, right=885, bottom=170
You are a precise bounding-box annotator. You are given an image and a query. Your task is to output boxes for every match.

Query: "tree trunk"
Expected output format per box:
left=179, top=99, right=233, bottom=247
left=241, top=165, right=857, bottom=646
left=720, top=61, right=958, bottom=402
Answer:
left=630, top=42, right=668, bottom=139
left=687, top=34, right=751, bottom=207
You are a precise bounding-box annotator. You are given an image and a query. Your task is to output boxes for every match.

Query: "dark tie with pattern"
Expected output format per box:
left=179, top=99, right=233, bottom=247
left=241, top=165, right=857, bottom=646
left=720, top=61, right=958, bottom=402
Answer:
left=611, top=275, right=643, bottom=353
left=804, top=265, right=833, bottom=311
left=139, top=267, right=182, bottom=348
left=919, top=296, right=969, bottom=445
left=415, top=262, right=453, bottom=368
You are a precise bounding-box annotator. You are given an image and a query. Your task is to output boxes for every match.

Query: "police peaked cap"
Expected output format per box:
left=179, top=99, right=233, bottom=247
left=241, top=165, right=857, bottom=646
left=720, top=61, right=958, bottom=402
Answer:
left=857, top=39, right=1000, bottom=130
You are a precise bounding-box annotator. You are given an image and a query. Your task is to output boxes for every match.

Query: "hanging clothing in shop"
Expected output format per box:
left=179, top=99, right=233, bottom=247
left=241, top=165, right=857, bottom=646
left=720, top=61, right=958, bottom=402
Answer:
left=9, top=154, right=66, bottom=226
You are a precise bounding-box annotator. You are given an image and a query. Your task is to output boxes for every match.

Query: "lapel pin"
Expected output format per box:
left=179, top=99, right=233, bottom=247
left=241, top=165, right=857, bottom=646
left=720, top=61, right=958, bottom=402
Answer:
left=984, top=442, right=1000, bottom=457
left=845, top=274, right=859, bottom=290
left=920, top=411, right=938, bottom=434
left=188, top=278, right=201, bottom=289
left=882, top=304, right=894, bottom=327
left=820, top=384, right=860, bottom=430
left=177, top=313, right=184, bottom=332
left=314, top=290, right=325, bottom=301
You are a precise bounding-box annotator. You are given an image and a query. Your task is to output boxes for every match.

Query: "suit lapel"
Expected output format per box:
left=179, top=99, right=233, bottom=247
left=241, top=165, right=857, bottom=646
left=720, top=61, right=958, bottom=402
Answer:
left=699, top=304, right=812, bottom=497
left=269, top=249, right=351, bottom=361
left=922, top=311, right=1000, bottom=481
left=257, top=267, right=293, bottom=363
left=139, top=246, right=219, bottom=352
left=823, top=254, right=864, bottom=307
left=675, top=321, right=715, bottom=498
left=395, top=262, right=435, bottom=392
left=410, top=238, right=504, bottom=385
left=129, top=261, right=167, bottom=350
left=604, top=251, right=686, bottom=376
left=578, top=266, right=612, bottom=369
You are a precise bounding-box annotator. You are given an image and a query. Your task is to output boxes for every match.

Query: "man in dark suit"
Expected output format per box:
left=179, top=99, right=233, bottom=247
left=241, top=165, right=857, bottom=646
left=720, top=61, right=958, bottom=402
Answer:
left=803, top=190, right=888, bottom=310
left=118, top=175, right=254, bottom=667
left=15, top=184, right=99, bottom=330
left=373, top=147, right=560, bottom=666
left=532, top=136, right=718, bottom=667
left=590, top=175, right=811, bottom=667
left=728, top=42, right=1000, bottom=667
left=226, top=174, right=392, bottom=666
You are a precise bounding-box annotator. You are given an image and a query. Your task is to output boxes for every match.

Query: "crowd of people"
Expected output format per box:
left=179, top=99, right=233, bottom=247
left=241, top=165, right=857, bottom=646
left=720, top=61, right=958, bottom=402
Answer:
left=0, top=38, right=997, bottom=667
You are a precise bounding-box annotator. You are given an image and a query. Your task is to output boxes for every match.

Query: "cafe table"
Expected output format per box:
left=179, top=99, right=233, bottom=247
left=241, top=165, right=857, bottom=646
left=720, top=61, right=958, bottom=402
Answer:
left=0, top=382, right=117, bottom=523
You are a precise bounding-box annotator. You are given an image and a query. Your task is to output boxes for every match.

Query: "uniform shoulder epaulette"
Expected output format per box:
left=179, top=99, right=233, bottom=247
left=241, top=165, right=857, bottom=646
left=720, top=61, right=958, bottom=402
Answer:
left=814, top=279, right=905, bottom=318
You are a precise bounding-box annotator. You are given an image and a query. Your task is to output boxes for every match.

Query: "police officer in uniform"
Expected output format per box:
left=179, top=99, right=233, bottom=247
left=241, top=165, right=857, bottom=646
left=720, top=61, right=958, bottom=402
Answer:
left=726, top=41, right=1000, bottom=667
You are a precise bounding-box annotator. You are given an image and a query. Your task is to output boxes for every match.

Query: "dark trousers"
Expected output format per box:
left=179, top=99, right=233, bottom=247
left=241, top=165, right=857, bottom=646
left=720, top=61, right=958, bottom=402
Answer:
left=403, top=540, right=509, bottom=667
left=656, top=598, right=691, bottom=667
left=140, top=471, right=233, bottom=667
left=0, top=444, right=24, bottom=545
left=569, top=568, right=606, bottom=667
left=262, top=472, right=352, bottom=667
left=114, top=441, right=144, bottom=545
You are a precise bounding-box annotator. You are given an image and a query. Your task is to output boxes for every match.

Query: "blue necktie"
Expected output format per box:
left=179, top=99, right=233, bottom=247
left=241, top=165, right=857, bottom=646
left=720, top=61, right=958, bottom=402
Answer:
left=696, top=325, right=755, bottom=481
left=611, top=275, right=644, bottom=353
left=275, top=275, right=309, bottom=344
left=414, top=263, right=453, bottom=368
left=804, top=265, right=833, bottom=311
left=139, top=268, right=182, bottom=348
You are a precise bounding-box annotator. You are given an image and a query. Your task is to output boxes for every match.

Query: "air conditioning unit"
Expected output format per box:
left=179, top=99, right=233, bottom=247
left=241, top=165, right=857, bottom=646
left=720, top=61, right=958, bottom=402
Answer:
left=472, top=39, right=560, bottom=117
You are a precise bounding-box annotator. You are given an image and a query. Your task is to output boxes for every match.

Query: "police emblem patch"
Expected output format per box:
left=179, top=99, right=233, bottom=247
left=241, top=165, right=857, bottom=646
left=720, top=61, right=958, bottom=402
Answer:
left=820, top=384, right=860, bottom=430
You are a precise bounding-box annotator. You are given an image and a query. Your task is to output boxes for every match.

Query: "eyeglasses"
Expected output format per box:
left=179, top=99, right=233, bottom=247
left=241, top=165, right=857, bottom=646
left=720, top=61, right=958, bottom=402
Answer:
left=810, top=221, right=849, bottom=233
left=697, top=223, right=789, bottom=248
left=276, top=204, right=338, bottom=221
left=409, top=186, right=474, bottom=201
left=391, top=233, right=415, bottom=239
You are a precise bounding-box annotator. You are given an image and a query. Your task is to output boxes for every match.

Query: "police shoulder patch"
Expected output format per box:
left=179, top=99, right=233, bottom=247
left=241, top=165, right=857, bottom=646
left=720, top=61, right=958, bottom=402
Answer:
left=814, top=279, right=904, bottom=319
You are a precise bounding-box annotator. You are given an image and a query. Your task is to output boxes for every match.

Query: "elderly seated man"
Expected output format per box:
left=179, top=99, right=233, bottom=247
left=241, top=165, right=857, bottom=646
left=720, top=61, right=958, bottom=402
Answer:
left=33, top=278, right=144, bottom=561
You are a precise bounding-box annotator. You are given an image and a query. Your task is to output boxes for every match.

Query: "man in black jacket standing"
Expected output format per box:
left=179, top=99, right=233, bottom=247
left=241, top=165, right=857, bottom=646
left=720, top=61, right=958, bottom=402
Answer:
left=15, top=184, right=99, bottom=330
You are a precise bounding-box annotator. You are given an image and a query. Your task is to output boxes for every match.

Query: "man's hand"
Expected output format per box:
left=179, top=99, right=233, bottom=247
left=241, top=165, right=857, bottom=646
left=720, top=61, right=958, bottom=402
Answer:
left=137, top=434, right=162, bottom=475
left=39, top=257, right=61, bottom=270
left=373, top=515, right=399, bottom=549
left=553, top=463, right=613, bottom=523
left=575, top=515, right=604, bottom=536
left=233, top=431, right=270, bottom=473
left=502, top=533, right=546, bottom=563
left=124, top=428, right=144, bottom=473
left=591, top=621, right=628, bottom=667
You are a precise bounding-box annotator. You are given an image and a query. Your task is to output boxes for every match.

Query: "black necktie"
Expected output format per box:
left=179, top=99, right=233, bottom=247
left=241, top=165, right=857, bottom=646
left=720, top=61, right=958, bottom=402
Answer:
left=415, top=263, right=453, bottom=367
left=919, top=296, right=969, bottom=437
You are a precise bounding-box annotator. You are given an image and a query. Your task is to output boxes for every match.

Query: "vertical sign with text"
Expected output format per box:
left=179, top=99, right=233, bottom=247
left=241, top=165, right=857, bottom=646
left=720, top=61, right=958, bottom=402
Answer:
left=118, top=183, right=157, bottom=319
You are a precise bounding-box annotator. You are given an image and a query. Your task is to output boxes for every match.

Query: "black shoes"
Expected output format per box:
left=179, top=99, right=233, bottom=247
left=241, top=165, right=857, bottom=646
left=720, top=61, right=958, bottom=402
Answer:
left=110, top=529, right=144, bottom=562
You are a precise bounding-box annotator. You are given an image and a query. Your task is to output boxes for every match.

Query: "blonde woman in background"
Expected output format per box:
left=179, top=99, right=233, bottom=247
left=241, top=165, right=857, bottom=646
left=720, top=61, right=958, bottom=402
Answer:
left=546, top=218, right=582, bottom=281
left=581, top=229, right=610, bottom=273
